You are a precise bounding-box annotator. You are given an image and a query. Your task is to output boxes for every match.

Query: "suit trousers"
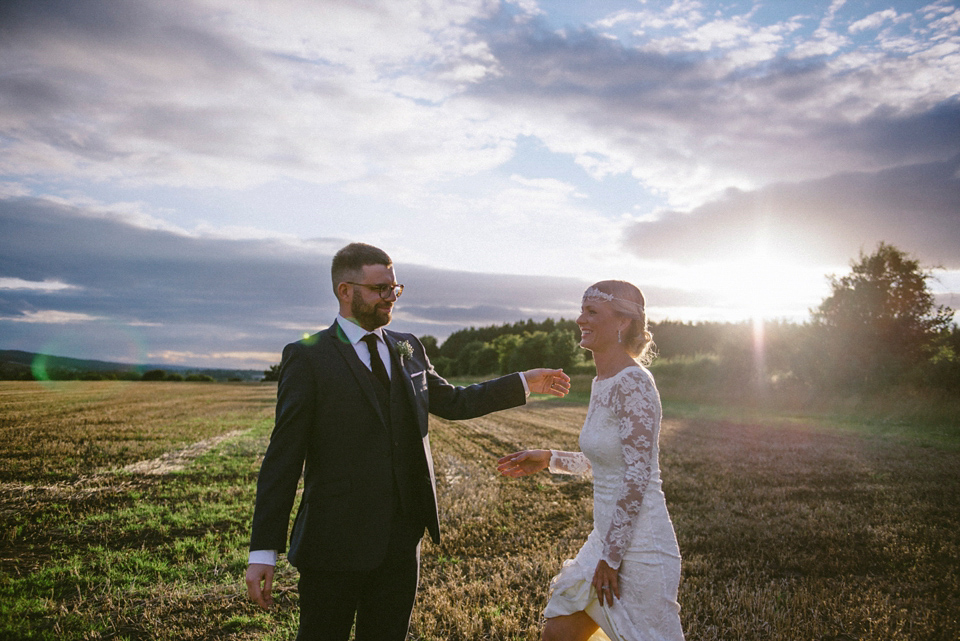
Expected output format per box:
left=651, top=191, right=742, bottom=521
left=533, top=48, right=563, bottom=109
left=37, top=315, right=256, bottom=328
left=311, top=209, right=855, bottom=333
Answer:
left=295, top=510, right=423, bottom=641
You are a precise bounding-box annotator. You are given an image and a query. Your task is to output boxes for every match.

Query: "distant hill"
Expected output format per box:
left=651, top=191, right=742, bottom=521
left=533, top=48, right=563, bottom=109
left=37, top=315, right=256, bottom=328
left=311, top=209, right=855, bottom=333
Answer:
left=0, top=350, right=264, bottom=382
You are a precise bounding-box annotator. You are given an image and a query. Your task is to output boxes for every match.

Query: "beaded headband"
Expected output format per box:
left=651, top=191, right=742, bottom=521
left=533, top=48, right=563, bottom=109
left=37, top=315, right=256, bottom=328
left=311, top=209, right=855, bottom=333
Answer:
left=582, top=286, right=645, bottom=316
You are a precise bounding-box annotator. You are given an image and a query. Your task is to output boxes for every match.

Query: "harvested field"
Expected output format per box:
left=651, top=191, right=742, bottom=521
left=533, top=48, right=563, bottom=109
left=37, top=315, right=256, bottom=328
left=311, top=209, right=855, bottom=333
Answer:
left=1, top=382, right=958, bottom=640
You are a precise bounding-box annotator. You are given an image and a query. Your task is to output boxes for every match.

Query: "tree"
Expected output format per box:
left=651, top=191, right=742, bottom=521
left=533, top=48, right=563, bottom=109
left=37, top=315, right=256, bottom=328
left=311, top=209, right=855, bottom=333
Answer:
left=263, top=364, right=281, bottom=382
left=454, top=341, right=499, bottom=376
left=493, top=330, right=582, bottom=373
left=419, top=335, right=440, bottom=360
left=810, top=242, right=954, bottom=389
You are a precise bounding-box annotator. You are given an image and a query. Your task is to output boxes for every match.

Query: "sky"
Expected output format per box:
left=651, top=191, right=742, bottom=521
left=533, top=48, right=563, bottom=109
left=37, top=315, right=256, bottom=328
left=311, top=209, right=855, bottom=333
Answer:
left=1, top=0, right=959, bottom=370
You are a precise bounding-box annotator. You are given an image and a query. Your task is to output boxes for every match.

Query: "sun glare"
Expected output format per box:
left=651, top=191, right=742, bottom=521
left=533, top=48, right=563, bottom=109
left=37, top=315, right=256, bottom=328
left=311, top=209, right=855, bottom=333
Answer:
left=702, top=247, right=822, bottom=322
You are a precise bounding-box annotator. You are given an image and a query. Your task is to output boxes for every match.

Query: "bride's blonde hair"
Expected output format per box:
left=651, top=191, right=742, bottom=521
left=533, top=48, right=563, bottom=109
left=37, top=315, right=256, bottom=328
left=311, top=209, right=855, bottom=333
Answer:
left=583, top=280, right=655, bottom=365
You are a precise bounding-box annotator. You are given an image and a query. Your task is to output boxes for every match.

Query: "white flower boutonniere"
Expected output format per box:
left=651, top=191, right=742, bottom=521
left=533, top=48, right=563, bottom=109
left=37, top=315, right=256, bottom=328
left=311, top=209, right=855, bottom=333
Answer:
left=396, top=340, right=414, bottom=365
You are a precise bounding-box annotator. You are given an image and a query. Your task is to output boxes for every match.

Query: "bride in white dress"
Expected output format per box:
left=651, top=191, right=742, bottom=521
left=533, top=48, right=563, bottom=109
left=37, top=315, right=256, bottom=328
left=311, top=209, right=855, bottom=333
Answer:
left=498, top=281, right=684, bottom=641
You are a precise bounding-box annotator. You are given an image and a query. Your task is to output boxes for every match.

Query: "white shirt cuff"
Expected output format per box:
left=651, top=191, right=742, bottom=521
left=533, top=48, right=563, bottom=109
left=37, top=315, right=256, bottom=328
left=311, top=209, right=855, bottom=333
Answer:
left=519, top=372, right=530, bottom=397
left=248, top=549, right=277, bottom=565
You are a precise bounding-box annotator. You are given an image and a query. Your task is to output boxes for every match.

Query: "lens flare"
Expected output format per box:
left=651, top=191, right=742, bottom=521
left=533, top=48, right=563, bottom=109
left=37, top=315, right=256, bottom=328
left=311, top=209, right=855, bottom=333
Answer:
left=30, top=323, right=150, bottom=390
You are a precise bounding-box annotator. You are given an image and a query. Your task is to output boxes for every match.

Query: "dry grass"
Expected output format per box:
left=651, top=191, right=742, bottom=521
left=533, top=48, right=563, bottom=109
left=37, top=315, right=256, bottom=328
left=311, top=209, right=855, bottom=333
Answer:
left=0, top=381, right=276, bottom=483
left=415, top=401, right=960, bottom=640
left=1, top=382, right=958, bottom=640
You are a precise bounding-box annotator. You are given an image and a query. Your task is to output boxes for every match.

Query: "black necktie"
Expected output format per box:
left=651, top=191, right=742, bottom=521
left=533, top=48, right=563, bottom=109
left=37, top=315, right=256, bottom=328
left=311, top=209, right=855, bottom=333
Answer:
left=361, top=333, right=390, bottom=390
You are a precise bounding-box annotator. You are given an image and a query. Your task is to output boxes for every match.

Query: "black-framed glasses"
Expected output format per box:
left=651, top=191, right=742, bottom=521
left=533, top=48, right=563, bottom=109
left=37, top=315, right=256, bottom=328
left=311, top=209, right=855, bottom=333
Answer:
left=346, top=282, right=404, bottom=299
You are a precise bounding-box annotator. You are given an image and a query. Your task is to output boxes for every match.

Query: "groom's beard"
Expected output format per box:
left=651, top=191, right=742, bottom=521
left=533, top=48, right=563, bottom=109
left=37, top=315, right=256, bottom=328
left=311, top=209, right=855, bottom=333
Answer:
left=351, top=295, right=392, bottom=330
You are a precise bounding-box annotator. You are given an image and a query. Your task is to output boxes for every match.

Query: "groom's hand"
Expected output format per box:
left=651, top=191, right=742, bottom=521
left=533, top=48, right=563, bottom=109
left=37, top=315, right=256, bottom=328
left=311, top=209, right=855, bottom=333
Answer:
left=522, top=368, right=571, bottom=397
left=245, top=563, right=275, bottom=609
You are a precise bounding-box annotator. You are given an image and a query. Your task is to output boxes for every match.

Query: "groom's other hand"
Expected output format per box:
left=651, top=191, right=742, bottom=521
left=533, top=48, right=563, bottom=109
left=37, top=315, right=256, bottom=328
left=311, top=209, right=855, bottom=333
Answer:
left=245, top=563, right=275, bottom=609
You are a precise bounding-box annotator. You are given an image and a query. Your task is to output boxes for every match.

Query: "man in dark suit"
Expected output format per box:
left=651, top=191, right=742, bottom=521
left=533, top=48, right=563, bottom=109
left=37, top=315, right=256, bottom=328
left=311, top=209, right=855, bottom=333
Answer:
left=245, top=242, right=570, bottom=640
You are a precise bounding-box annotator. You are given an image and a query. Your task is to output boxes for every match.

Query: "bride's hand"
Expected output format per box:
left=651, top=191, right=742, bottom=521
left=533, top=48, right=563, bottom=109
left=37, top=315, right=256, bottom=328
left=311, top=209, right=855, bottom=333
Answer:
left=497, top=449, right=551, bottom=477
left=592, top=560, right=620, bottom=607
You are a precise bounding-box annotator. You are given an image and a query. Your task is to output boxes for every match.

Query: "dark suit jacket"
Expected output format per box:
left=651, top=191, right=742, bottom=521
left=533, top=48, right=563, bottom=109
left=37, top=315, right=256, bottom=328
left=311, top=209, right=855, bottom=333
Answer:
left=249, top=321, right=526, bottom=572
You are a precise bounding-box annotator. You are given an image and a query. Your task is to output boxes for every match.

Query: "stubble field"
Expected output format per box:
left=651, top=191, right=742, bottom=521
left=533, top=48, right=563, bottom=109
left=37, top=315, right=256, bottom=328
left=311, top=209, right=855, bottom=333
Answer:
left=1, top=381, right=958, bottom=640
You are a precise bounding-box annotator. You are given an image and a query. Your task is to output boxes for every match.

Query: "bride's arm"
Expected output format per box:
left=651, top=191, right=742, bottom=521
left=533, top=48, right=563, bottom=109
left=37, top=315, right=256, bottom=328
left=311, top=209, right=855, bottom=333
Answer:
left=601, top=370, right=657, bottom=568
left=547, top=450, right=591, bottom=475
left=497, top=449, right=591, bottom=476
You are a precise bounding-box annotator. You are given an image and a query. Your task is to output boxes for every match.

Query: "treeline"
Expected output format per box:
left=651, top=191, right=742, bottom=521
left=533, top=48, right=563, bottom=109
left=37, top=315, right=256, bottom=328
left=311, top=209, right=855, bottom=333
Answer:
left=424, top=243, right=960, bottom=396
left=0, top=349, right=266, bottom=382
left=426, top=318, right=584, bottom=377
left=0, top=364, right=229, bottom=382
left=427, top=316, right=749, bottom=377
left=0, top=358, right=248, bottom=382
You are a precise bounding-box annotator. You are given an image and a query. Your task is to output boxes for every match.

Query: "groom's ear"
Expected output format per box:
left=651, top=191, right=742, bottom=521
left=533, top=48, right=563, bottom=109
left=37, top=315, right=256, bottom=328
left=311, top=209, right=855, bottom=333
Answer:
left=335, top=281, right=351, bottom=302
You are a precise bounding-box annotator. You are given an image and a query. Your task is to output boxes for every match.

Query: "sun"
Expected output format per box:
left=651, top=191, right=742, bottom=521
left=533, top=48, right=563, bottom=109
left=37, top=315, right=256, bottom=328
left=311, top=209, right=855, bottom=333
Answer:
left=697, top=245, right=826, bottom=323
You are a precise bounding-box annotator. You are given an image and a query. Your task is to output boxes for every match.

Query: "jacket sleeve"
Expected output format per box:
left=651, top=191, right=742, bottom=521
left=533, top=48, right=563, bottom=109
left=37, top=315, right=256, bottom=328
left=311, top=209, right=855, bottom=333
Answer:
left=249, top=342, right=316, bottom=553
left=410, top=336, right=525, bottom=419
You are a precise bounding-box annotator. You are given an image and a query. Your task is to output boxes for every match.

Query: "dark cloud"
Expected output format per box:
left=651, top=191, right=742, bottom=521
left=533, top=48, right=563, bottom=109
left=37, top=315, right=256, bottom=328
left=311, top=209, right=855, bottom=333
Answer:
left=469, top=14, right=960, bottom=191
left=0, top=0, right=268, bottom=176
left=0, top=198, right=330, bottom=365
left=623, top=154, right=960, bottom=268
left=813, top=98, right=960, bottom=167
left=0, top=197, right=594, bottom=365
left=401, top=305, right=535, bottom=324
left=474, top=20, right=710, bottom=121
left=0, top=0, right=252, bottom=73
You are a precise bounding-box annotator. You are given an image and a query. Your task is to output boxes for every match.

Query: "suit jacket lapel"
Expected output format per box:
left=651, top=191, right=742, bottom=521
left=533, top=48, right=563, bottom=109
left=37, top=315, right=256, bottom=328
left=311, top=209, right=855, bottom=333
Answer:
left=384, top=331, right=428, bottom=429
left=329, top=321, right=389, bottom=427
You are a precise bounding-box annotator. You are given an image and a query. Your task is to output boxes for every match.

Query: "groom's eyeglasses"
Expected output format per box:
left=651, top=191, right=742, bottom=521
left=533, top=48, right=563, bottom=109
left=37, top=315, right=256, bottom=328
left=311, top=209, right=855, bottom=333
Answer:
left=346, top=282, right=404, bottom=299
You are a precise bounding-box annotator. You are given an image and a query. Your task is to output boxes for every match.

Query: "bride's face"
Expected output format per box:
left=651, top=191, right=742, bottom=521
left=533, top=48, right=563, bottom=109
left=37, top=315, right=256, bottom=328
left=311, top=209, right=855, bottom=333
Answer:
left=577, top=300, right=624, bottom=352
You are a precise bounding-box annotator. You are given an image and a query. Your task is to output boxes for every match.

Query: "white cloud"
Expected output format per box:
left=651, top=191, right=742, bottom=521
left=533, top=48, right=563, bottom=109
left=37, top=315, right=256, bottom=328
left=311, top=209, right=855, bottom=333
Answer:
left=0, top=278, right=78, bottom=292
left=3, top=310, right=103, bottom=324
left=849, top=9, right=900, bottom=33
left=147, top=349, right=280, bottom=367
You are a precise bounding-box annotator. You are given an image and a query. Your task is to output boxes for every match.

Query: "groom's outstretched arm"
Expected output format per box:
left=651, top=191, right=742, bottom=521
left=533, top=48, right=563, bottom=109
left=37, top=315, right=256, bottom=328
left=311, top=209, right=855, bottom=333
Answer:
left=426, top=365, right=570, bottom=420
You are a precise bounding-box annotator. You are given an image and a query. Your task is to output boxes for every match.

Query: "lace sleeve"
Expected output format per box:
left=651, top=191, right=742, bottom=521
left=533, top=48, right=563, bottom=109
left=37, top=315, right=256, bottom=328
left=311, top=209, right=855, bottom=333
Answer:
left=602, top=369, right=658, bottom=568
left=548, top=450, right=592, bottom=476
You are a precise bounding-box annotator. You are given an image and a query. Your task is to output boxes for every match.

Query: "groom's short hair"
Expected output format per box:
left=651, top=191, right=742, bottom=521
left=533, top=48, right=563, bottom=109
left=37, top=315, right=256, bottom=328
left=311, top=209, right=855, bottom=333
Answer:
left=331, top=242, right=393, bottom=295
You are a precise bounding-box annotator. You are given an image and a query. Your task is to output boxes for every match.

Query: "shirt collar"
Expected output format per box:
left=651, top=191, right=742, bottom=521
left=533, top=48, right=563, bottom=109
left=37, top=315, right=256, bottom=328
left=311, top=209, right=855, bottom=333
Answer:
left=337, top=314, right=385, bottom=345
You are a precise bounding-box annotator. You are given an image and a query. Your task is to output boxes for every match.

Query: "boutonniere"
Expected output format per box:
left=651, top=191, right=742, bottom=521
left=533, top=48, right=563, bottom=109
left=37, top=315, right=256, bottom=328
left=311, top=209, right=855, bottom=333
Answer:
left=395, top=340, right=414, bottom=365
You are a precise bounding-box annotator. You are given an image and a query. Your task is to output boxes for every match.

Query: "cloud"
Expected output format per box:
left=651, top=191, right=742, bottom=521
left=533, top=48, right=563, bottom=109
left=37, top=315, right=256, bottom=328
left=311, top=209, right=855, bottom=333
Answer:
left=0, top=310, right=103, bottom=324
left=622, top=154, right=960, bottom=268
left=0, top=278, right=78, bottom=292
left=465, top=4, right=960, bottom=208
left=0, top=194, right=596, bottom=365
left=849, top=9, right=901, bottom=33
left=2, top=0, right=956, bottom=214
left=0, top=0, right=522, bottom=192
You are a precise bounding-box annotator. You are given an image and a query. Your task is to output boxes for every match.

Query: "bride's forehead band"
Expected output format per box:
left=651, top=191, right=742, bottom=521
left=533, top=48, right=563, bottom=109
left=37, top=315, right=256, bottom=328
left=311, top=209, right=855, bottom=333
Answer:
left=582, top=286, right=645, bottom=313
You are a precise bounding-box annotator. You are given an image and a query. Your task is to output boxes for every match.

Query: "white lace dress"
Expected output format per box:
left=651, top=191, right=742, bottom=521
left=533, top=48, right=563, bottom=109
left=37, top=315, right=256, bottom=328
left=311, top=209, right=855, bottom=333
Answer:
left=544, top=366, right=684, bottom=641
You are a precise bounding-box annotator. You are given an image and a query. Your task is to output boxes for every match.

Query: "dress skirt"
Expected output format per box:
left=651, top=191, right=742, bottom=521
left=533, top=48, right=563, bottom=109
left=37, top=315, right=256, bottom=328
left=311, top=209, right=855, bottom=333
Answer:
left=543, top=531, right=683, bottom=641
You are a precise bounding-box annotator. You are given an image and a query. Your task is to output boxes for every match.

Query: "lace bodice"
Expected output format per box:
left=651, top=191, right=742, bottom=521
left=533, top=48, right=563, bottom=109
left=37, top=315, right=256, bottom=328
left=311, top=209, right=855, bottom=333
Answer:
left=549, top=366, right=661, bottom=568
